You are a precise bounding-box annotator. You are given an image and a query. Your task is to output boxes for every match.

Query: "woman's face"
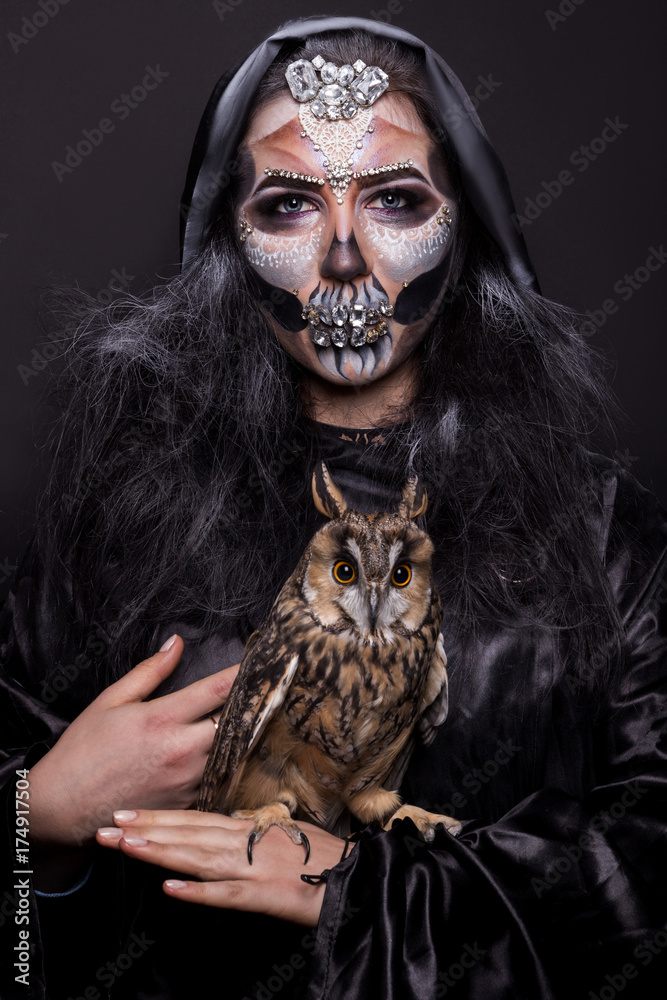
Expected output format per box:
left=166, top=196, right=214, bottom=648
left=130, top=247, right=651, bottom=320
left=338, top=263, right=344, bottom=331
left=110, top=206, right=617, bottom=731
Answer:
left=236, top=88, right=457, bottom=384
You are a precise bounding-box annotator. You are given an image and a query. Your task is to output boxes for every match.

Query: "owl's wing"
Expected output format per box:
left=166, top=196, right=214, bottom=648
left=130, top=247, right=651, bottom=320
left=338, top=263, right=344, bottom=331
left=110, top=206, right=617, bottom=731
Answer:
left=197, top=625, right=299, bottom=812
left=382, top=633, right=449, bottom=795
left=416, top=632, right=449, bottom=746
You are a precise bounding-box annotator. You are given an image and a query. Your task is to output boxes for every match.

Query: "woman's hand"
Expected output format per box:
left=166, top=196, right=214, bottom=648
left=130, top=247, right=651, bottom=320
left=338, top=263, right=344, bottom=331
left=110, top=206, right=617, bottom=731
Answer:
left=28, top=636, right=237, bottom=849
left=96, top=809, right=346, bottom=926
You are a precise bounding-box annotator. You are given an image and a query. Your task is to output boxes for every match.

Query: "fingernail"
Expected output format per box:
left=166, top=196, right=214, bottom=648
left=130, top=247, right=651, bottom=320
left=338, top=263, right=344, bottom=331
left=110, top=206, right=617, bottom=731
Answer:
left=165, top=880, right=188, bottom=890
left=123, top=835, right=148, bottom=847
left=98, top=827, right=123, bottom=839
left=159, top=634, right=177, bottom=652
left=113, top=810, right=137, bottom=823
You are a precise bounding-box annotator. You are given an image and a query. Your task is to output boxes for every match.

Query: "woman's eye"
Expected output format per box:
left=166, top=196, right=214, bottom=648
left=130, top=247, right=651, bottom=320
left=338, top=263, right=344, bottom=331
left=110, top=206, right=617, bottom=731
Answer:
left=380, top=192, right=405, bottom=209
left=276, top=196, right=313, bottom=214
left=368, top=190, right=413, bottom=211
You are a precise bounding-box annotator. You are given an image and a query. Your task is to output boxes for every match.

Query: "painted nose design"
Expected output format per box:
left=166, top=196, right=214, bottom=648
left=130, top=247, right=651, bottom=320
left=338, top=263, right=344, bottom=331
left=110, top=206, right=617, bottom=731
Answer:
left=320, top=230, right=369, bottom=282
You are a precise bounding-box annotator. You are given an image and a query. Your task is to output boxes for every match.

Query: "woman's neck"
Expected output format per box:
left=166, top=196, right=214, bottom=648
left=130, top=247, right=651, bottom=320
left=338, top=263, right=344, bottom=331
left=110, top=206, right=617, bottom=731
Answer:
left=302, top=353, right=418, bottom=428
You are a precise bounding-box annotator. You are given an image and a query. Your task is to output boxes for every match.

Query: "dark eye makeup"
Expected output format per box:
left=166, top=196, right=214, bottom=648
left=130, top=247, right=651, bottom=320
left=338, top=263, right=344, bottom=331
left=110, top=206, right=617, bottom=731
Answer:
left=250, top=192, right=320, bottom=222
left=277, top=195, right=318, bottom=215
left=365, top=187, right=427, bottom=218
left=246, top=180, right=441, bottom=231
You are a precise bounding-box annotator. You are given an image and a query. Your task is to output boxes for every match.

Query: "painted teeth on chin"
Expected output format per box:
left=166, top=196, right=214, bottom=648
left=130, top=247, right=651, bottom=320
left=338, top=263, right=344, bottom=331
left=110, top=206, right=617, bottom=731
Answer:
left=317, top=346, right=344, bottom=380
left=376, top=333, right=393, bottom=367
left=336, top=346, right=364, bottom=378
left=314, top=332, right=393, bottom=380
left=356, top=345, right=376, bottom=376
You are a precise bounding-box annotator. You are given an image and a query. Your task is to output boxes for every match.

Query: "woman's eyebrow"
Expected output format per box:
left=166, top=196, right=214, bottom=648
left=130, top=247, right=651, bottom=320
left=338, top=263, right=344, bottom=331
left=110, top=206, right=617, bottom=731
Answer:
left=252, top=174, right=326, bottom=197
left=352, top=164, right=428, bottom=189
left=251, top=164, right=430, bottom=198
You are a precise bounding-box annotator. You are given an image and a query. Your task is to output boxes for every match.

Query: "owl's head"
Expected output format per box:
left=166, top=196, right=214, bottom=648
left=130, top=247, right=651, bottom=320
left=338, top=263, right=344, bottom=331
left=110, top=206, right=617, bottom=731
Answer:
left=301, top=463, right=437, bottom=640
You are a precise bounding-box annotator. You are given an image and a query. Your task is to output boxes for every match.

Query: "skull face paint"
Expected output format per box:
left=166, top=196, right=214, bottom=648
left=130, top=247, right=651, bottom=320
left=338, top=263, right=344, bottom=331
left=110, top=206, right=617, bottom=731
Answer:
left=237, top=91, right=458, bottom=385
left=239, top=217, right=325, bottom=289
left=361, top=204, right=453, bottom=285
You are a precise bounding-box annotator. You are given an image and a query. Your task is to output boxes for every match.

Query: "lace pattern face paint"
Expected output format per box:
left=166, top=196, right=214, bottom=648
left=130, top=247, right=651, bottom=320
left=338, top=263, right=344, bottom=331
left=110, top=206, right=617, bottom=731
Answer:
left=361, top=204, right=454, bottom=285
left=239, top=216, right=325, bottom=289
left=297, top=103, right=375, bottom=203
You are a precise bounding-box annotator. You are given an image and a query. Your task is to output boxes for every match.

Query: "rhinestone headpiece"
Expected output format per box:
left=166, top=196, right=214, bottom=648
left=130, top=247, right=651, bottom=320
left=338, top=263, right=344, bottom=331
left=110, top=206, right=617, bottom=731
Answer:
left=284, top=56, right=390, bottom=202
left=285, top=56, right=389, bottom=121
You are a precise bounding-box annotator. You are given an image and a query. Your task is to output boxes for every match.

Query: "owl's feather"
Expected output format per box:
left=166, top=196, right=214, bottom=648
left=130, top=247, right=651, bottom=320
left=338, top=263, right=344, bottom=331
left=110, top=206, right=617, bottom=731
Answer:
left=417, top=632, right=449, bottom=745
left=197, top=623, right=300, bottom=813
left=197, top=464, right=460, bottom=847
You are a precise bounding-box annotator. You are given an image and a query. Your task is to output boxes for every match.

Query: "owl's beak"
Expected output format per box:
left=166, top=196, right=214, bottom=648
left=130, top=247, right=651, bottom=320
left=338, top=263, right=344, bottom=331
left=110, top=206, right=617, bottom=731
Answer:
left=369, top=583, right=379, bottom=633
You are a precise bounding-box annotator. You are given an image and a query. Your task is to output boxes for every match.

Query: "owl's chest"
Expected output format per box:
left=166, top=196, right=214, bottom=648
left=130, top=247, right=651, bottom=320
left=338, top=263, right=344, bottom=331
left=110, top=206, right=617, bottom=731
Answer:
left=280, top=629, right=429, bottom=764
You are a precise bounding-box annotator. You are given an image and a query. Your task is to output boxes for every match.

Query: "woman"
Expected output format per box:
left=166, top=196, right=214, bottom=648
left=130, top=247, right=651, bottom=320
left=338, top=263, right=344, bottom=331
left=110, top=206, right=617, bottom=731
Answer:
left=1, top=16, right=665, bottom=1000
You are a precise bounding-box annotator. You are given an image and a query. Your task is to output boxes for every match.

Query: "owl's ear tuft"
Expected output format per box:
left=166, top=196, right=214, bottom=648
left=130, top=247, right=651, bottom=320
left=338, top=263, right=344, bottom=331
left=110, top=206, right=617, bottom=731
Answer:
left=398, top=476, right=428, bottom=520
left=312, top=462, right=348, bottom=520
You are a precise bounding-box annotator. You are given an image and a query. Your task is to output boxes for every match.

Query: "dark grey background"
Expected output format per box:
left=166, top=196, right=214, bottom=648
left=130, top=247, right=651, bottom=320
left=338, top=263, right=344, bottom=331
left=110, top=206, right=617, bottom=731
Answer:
left=1, top=0, right=665, bottom=596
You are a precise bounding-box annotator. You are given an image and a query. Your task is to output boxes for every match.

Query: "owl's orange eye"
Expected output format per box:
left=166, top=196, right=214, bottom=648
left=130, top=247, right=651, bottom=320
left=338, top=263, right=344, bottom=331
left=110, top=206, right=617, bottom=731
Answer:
left=391, top=564, right=412, bottom=587
left=333, top=561, right=356, bottom=585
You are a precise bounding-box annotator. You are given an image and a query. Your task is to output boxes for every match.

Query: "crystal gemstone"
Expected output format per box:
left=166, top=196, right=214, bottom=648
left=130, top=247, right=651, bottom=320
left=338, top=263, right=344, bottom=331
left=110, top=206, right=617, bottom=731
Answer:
left=320, top=62, right=338, bottom=85
left=315, top=306, right=332, bottom=326
left=351, top=66, right=389, bottom=106
left=331, top=304, right=348, bottom=326
left=285, top=60, right=320, bottom=102
left=320, top=84, right=346, bottom=106
left=350, top=324, right=367, bottom=347
left=311, top=326, right=332, bottom=347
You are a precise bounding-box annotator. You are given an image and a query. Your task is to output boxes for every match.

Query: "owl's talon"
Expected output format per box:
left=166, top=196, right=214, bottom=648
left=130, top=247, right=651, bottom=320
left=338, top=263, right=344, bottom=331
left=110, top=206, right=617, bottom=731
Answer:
left=237, top=802, right=310, bottom=865
left=246, top=828, right=310, bottom=865
left=385, top=804, right=462, bottom=839
left=247, top=831, right=258, bottom=865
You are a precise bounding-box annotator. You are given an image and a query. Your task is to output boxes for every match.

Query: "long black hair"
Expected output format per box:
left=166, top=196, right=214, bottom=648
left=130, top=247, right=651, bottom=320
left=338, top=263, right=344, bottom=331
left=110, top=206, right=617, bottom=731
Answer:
left=34, top=29, right=622, bottom=693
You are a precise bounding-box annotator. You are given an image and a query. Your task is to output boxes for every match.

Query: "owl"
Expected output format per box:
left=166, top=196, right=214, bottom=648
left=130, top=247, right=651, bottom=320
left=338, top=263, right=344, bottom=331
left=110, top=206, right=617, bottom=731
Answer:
left=197, top=462, right=461, bottom=862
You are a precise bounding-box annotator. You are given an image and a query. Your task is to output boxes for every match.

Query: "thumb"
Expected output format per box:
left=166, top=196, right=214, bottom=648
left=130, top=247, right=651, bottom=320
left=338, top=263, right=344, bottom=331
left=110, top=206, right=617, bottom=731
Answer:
left=104, top=634, right=184, bottom=704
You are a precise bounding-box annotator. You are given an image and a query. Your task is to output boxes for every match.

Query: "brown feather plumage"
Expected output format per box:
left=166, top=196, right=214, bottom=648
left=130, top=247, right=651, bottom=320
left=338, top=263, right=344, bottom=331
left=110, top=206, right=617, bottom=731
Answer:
left=197, top=465, right=461, bottom=852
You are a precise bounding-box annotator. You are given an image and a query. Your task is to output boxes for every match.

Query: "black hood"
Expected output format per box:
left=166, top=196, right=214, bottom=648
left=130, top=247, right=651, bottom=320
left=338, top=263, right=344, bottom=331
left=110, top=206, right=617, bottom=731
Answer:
left=180, top=15, right=538, bottom=292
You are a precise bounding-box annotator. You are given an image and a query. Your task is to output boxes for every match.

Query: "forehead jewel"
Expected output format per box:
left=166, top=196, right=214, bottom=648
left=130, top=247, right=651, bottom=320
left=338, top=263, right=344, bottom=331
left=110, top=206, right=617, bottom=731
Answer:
left=284, top=55, right=389, bottom=121
left=284, top=56, right=390, bottom=205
